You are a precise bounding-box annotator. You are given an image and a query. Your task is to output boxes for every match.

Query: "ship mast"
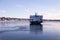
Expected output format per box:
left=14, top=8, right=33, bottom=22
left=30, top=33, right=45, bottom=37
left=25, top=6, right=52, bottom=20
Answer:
left=35, top=12, right=37, bottom=16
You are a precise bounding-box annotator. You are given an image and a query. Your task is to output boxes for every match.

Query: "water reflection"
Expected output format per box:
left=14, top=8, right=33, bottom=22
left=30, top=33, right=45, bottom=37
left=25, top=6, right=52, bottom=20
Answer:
left=30, top=24, right=43, bottom=34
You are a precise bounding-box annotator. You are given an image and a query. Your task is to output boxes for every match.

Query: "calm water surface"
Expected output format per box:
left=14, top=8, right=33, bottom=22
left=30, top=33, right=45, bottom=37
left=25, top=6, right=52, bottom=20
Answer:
left=0, top=21, right=60, bottom=40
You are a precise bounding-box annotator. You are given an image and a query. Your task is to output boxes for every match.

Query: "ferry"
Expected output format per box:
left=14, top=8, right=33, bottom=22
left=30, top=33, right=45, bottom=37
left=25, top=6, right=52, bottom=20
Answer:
left=30, top=13, right=43, bottom=25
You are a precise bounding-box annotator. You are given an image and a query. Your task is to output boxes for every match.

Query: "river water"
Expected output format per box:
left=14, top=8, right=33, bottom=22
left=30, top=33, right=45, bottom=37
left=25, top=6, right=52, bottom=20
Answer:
left=0, top=20, right=60, bottom=40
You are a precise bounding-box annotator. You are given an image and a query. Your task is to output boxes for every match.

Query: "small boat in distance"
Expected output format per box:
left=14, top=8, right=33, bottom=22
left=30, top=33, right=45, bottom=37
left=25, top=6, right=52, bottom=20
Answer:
left=30, top=13, right=43, bottom=25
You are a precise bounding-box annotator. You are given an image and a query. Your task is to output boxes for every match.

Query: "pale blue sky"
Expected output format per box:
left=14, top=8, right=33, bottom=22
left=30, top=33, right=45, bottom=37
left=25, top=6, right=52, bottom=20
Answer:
left=0, top=0, right=60, bottom=19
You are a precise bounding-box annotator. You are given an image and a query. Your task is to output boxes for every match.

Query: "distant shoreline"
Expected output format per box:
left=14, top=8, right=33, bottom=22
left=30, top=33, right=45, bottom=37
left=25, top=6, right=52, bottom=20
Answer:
left=0, top=17, right=60, bottom=22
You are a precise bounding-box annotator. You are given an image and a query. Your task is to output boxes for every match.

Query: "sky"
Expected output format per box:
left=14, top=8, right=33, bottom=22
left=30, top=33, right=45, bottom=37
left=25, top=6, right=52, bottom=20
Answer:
left=0, top=0, right=60, bottom=19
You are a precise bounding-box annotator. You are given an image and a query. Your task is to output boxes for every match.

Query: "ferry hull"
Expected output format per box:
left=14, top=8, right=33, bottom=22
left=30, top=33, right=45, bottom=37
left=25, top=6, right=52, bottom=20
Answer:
left=30, top=21, right=42, bottom=25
